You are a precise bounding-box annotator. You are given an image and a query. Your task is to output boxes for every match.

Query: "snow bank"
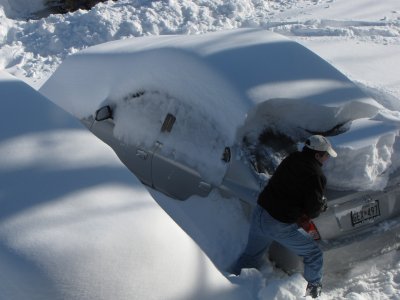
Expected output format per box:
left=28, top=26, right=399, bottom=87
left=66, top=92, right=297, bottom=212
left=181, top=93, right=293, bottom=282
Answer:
left=0, top=129, right=121, bottom=171
left=0, top=184, right=248, bottom=300
left=0, top=71, right=249, bottom=300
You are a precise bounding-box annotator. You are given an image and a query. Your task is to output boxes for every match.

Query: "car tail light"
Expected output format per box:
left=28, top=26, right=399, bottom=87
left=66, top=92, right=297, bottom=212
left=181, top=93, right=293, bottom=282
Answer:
left=305, top=221, right=321, bottom=240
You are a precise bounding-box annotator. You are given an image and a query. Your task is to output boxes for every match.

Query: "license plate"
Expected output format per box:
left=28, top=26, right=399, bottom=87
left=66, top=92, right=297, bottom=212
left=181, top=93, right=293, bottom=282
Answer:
left=351, top=200, right=380, bottom=226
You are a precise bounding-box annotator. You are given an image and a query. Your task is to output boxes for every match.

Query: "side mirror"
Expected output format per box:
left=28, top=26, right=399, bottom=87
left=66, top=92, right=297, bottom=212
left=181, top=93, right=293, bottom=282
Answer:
left=95, top=106, right=113, bottom=121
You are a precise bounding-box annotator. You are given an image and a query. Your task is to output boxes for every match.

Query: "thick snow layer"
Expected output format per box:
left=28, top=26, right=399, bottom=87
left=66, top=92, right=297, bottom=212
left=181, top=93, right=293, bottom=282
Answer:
left=1, top=0, right=400, bottom=299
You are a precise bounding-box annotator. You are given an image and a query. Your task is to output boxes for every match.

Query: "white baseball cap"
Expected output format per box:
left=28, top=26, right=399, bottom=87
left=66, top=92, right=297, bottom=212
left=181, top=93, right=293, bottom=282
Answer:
left=305, top=135, right=337, bottom=158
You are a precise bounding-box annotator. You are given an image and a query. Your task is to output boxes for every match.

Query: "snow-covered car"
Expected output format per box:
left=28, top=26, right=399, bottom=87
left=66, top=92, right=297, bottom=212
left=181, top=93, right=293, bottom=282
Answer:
left=41, top=29, right=400, bottom=271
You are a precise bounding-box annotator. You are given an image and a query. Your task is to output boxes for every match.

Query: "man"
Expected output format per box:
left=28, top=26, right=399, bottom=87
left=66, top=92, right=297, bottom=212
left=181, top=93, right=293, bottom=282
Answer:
left=233, top=135, right=337, bottom=298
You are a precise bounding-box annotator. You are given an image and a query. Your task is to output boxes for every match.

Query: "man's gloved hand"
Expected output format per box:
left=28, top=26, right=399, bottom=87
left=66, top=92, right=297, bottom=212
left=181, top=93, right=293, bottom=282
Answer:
left=297, top=214, right=322, bottom=240
left=297, top=215, right=312, bottom=231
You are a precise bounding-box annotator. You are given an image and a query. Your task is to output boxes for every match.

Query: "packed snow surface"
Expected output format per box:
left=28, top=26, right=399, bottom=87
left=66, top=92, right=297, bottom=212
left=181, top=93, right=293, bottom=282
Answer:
left=1, top=0, right=400, bottom=299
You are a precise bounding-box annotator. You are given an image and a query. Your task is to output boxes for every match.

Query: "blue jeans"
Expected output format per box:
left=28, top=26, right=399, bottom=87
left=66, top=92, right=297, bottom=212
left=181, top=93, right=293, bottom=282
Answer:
left=235, top=205, right=323, bottom=284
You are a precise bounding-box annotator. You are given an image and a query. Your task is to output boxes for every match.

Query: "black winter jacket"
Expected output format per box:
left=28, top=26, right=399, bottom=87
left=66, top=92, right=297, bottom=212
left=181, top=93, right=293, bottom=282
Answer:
left=258, top=151, right=327, bottom=223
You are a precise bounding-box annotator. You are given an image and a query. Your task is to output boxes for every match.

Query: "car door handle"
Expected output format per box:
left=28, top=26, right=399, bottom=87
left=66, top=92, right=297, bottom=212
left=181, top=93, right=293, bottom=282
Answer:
left=136, top=149, right=149, bottom=160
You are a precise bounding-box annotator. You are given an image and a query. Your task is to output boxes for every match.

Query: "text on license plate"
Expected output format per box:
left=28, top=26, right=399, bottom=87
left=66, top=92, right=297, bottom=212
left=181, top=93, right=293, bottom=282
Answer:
left=351, top=200, right=380, bottom=227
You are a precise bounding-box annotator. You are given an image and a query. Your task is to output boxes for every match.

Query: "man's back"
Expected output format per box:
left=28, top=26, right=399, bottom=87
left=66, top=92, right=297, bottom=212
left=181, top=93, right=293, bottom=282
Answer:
left=258, top=150, right=326, bottom=223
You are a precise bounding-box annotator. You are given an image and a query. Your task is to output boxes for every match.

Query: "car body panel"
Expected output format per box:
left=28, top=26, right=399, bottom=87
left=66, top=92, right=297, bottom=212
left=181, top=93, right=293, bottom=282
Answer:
left=270, top=217, right=400, bottom=273
left=152, top=143, right=213, bottom=199
left=218, top=145, right=264, bottom=204
left=317, top=182, right=400, bottom=240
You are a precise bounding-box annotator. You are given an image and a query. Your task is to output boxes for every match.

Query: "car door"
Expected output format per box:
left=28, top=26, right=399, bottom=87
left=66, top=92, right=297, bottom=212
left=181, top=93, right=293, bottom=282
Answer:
left=90, top=105, right=154, bottom=186
left=150, top=96, right=230, bottom=201
left=151, top=113, right=215, bottom=200
left=92, top=90, right=231, bottom=201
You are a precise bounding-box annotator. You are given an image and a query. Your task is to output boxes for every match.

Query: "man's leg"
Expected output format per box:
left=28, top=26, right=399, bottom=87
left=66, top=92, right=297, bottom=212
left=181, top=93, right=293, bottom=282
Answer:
left=232, top=205, right=273, bottom=274
left=279, top=230, right=323, bottom=284
left=260, top=210, right=323, bottom=284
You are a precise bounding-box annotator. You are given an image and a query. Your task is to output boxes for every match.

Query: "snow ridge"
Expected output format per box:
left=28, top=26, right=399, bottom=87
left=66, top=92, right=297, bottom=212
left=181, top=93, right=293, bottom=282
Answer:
left=267, top=19, right=400, bottom=43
